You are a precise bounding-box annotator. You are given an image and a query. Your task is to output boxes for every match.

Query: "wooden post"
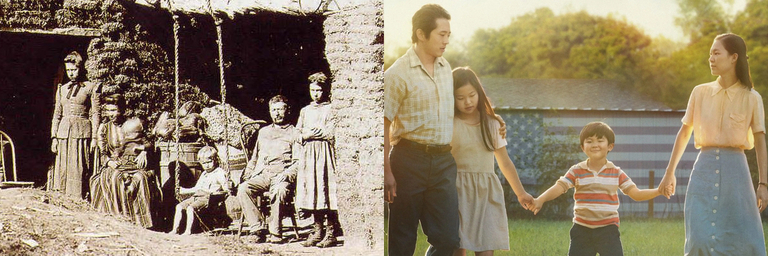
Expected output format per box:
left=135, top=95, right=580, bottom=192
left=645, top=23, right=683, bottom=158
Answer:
left=648, top=170, right=655, bottom=218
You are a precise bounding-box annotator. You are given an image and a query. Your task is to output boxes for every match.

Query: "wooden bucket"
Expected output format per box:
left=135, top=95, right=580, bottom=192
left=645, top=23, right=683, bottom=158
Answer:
left=157, top=141, right=205, bottom=186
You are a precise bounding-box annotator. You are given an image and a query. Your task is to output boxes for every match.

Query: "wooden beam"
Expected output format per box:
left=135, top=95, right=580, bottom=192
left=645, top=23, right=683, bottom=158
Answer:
left=0, top=27, right=101, bottom=37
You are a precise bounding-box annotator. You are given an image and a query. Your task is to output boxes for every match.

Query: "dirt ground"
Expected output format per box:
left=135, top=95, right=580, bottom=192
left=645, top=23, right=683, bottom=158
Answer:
left=0, top=188, right=377, bottom=255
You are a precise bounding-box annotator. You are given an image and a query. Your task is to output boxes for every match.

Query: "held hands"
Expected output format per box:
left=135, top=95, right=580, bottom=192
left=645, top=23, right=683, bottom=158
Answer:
left=530, top=197, right=544, bottom=215
left=517, top=192, right=534, bottom=211
left=658, top=173, right=677, bottom=199
left=757, top=185, right=768, bottom=212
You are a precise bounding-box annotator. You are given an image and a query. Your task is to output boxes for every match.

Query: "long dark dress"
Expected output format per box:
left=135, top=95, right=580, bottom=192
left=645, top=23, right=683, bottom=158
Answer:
left=90, top=118, right=159, bottom=228
left=50, top=80, right=100, bottom=198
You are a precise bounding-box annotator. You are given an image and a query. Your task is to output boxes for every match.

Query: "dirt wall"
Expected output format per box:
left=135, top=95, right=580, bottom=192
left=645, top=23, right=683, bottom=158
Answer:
left=324, top=0, right=384, bottom=250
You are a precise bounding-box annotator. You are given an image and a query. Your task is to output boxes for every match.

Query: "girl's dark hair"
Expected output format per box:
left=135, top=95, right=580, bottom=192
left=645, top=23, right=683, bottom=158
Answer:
left=452, top=66, right=498, bottom=151
left=308, top=72, right=330, bottom=102
left=715, top=33, right=753, bottom=89
left=411, top=4, right=451, bottom=44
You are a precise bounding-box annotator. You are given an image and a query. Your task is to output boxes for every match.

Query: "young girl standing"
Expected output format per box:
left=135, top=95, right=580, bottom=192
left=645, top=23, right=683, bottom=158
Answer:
left=295, top=72, right=341, bottom=247
left=658, top=33, right=767, bottom=255
left=450, top=67, right=533, bottom=256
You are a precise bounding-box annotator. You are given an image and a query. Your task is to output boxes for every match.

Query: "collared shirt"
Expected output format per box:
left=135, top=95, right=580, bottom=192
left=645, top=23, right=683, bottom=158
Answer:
left=384, top=46, right=454, bottom=145
left=682, top=78, right=766, bottom=149
left=191, top=167, right=228, bottom=194
left=244, top=123, right=300, bottom=178
left=556, top=160, right=637, bottom=228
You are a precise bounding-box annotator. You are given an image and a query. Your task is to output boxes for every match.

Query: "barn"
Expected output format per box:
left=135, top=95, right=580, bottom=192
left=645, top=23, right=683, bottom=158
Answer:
left=483, top=77, right=695, bottom=218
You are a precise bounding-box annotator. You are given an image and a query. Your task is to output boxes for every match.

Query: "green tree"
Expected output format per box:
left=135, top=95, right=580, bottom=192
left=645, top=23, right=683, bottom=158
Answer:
left=383, top=44, right=408, bottom=71
left=675, top=0, right=731, bottom=41
left=466, top=8, right=656, bottom=94
left=733, top=0, right=768, bottom=100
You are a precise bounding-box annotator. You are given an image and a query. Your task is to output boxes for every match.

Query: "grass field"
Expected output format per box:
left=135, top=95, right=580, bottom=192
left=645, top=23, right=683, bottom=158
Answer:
left=385, top=218, right=768, bottom=255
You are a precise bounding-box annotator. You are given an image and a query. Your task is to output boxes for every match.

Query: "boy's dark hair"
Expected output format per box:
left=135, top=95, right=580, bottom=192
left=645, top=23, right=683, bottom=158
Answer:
left=579, top=121, right=615, bottom=146
left=411, top=4, right=451, bottom=44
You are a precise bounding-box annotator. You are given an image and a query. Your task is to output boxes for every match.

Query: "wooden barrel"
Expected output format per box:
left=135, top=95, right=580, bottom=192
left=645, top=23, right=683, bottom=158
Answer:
left=227, top=152, right=247, bottom=171
left=156, top=141, right=205, bottom=186
left=215, top=144, right=248, bottom=172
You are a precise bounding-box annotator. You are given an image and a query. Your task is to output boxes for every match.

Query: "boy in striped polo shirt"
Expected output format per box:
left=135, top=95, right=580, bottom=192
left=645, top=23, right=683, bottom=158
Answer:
left=531, top=121, right=665, bottom=256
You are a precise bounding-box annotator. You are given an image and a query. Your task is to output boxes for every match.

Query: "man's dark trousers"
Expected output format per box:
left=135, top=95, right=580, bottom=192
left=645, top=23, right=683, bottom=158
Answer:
left=387, top=142, right=460, bottom=256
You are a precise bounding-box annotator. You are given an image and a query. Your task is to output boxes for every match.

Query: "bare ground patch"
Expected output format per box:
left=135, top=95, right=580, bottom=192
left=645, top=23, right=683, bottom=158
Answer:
left=0, top=188, right=375, bottom=255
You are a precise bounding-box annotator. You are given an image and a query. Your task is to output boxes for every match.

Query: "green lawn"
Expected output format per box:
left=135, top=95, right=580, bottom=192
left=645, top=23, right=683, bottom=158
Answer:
left=385, top=218, right=768, bottom=255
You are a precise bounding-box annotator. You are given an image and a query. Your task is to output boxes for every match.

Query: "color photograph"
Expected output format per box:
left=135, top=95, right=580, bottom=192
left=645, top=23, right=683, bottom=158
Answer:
left=384, top=0, right=768, bottom=255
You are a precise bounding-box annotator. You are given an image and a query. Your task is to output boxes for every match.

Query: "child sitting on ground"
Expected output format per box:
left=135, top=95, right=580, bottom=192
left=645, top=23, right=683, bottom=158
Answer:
left=168, top=146, right=229, bottom=235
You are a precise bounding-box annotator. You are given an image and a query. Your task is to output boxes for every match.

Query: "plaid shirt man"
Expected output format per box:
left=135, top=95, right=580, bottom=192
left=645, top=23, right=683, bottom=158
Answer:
left=385, top=46, right=454, bottom=146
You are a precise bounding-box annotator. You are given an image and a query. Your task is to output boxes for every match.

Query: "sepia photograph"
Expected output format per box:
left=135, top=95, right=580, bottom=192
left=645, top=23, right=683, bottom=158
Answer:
left=0, top=0, right=383, bottom=255
left=385, top=0, right=768, bottom=255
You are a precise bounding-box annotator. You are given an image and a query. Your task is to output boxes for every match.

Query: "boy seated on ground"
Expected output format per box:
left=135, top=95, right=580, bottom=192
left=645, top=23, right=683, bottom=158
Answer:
left=168, top=146, right=229, bottom=235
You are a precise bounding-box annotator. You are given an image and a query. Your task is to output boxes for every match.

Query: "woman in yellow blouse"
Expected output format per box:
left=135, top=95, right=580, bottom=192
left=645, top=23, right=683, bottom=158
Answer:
left=659, top=33, right=767, bottom=255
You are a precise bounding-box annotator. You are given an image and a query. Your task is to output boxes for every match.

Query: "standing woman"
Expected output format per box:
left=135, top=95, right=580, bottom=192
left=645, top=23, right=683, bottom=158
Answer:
left=50, top=51, right=100, bottom=199
left=450, top=67, right=533, bottom=256
left=659, top=33, right=767, bottom=255
left=295, top=72, right=341, bottom=247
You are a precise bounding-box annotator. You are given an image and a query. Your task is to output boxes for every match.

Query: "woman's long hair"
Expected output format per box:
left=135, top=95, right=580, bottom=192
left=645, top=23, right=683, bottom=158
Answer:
left=715, top=33, right=753, bottom=89
left=452, top=67, right=499, bottom=151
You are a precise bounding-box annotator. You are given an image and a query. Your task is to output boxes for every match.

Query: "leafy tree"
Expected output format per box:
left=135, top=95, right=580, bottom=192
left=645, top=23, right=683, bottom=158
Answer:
left=675, top=0, right=731, bottom=41
left=466, top=8, right=656, bottom=93
left=383, top=45, right=408, bottom=71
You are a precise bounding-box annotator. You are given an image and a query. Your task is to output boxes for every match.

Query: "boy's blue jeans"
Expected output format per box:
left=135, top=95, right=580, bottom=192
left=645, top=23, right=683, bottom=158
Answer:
left=569, top=223, right=624, bottom=256
left=387, top=142, right=460, bottom=256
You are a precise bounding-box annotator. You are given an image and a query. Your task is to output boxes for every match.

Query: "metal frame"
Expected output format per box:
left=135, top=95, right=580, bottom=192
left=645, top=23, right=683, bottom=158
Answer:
left=0, top=130, right=18, bottom=182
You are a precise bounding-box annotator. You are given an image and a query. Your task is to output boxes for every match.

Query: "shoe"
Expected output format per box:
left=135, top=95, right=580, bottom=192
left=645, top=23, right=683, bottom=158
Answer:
left=250, top=229, right=267, bottom=243
left=301, top=222, right=325, bottom=247
left=316, top=224, right=338, bottom=248
left=268, top=234, right=288, bottom=244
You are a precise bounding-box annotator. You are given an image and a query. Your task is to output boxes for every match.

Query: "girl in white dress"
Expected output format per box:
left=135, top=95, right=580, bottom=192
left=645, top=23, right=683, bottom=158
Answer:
left=451, top=67, right=533, bottom=256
